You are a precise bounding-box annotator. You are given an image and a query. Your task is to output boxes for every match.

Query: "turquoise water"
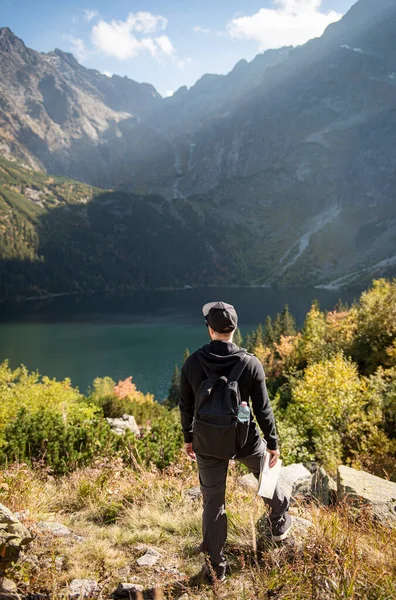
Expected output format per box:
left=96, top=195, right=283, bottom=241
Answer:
left=0, top=287, right=358, bottom=400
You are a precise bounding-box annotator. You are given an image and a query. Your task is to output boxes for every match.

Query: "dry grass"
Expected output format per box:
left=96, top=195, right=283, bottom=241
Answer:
left=1, top=459, right=395, bottom=599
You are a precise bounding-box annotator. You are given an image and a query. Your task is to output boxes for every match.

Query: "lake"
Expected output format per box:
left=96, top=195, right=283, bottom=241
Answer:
left=0, top=287, right=358, bottom=400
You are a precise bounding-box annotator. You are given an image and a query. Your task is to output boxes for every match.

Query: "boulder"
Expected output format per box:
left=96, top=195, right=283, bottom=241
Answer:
left=278, top=464, right=312, bottom=500
left=106, top=415, right=139, bottom=436
left=0, top=503, right=33, bottom=570
left=239, top=464, right=312, bottom=503
left=239, top=473, right=258, bottom=492
left=337, top=465, right=396, bottom=527
left=68, top=578, right=99, bottom=599
left=239, top=463, right=337, bottom=506
left=137, top=548, right=161, bottom=567
left=113, top=582, right=144, bottom=598
left=36, top=522, right=71, bottom=537
left=310, top=465, right=337, bottom=505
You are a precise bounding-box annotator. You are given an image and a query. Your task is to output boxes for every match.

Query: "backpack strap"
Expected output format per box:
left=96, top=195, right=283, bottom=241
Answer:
left=228, top=353, right=251, bottom=382
left=196, top=354, right=214, bottom=379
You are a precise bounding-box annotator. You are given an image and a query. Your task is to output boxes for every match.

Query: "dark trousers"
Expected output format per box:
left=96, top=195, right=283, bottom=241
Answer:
left=196, top=439, right=289, bottom=567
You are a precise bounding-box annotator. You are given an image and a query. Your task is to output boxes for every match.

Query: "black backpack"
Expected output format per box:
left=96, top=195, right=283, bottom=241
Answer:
left=192, top=352, right=252, bottom=459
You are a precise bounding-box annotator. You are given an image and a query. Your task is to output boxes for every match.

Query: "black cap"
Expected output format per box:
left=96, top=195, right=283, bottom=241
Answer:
left=202, top=301, right=238, bottom=333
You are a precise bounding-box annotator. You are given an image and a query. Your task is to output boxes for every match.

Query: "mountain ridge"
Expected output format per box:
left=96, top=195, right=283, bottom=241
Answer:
left=1, top=0, right=396, bottom=294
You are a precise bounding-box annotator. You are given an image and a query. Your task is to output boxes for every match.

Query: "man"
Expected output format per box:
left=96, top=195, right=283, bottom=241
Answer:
left=179, top=301, right=291, bottom=582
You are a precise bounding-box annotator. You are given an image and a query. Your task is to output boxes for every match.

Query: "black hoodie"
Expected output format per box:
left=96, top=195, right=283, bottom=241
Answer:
left=179, top=340, right=278, bottom=453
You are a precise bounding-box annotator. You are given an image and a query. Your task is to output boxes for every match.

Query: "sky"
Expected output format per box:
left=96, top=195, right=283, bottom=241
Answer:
left=2, top=0, right=358, bottom=96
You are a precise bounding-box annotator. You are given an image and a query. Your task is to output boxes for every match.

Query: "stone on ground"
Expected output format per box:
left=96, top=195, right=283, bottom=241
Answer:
left=37, top=522, right=72, bottom=537
left=337, top=465, right=396, bottom=527
left=68, top=578, right=99, bottom=598
left=239, top=473, right=258, bottom=491
left=183, top=487, right=201, bottom=500
left=113, top=582, right=144, bottom=598
left=137, top=548, right=161, bottom=567
left=0, top=503, right=33, bottom=570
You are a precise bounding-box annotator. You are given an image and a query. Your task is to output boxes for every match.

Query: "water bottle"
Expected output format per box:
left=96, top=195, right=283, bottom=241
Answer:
left=237, top=401, right=250, bottom=423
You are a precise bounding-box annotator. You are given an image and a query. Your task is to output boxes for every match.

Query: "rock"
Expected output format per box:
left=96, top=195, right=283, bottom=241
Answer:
left=0, top=579, right=17, bottom=593
left=183, top=487, right=201, bottom=500
left=337, top=465, right=396, bottom=527
left=37, top=522, right=71, bottom=537
left=113, top=582, right=144, bottom=598
left=239, top=463, right=339, bottom=507
left=311, top=466, right=337, bottom=505
left=0, top=503, right=33, bottom=570
left=239, top=473, right=258, bottom=492
left=290, top=516, right=314, bottom=538
left=137, top=548, right=161, bottom=567
left=72, top=534, right=85, bottom=543
left=278, top=464, right=312, bottom=500
left=13, top=511, right=29, bottom=521
left=55, top=556, right=65, bottom=573
left=106, top=415, right=139, bottom=436
left=68, top=579, right=99, bottom=599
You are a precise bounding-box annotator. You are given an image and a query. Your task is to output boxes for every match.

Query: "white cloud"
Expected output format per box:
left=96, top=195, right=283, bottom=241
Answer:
left=91, top=11, right=174, bottom=60
left=193, top=25, right=212, bottom=34
left=155, top=35, right=175, bottom=56
left=63, top=35, right=88, bottom=62
left=127, top=11, right=167, bottom=34
left=165, top=89, right=175, bottom=97
left=227, top=0, right=343, bottom=50
left=103, top=71, right=112, bottom=77
left=84, top=9, right=98, bottom=23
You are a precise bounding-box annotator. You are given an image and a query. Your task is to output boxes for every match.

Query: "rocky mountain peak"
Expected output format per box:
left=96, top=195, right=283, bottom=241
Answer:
left=0, top=27, right=26, bottom=53
left=52, top=48, right=81, bottom=67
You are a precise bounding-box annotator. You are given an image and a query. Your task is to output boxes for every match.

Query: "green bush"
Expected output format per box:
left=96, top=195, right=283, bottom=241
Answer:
left=275, top=354, right=394, bottom=474
left=127, top=410, right=183, bottom=470
left=1, top=404, right=115, bottom=475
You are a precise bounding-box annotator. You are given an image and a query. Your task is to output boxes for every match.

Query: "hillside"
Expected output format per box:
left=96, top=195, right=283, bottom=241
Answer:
left=0, top=156, right=257, bottom=299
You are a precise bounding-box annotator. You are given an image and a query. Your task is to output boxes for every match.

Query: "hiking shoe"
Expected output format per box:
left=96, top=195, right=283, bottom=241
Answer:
left=271, top=514, right=293, bottom=541
left=201, top=561, right=227, bottom=584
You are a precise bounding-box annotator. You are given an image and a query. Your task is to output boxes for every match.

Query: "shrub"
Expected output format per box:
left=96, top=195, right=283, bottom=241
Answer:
left=1, top=404, right=115, bottom=475
left=276, top=354, right=393, bottom=474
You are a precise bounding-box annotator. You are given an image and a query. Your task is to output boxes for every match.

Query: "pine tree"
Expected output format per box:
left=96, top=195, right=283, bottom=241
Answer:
left=280, top=304, right=296, bottom=337
left=244, top=333, right=253, bottom=353
left=251, top=323, right=264, bottom=348
left=263, top=315, right=276, bottom=346
left=166, top=364, right=180, bottom=409
left=233, top=327, right=243, bottom=347
left=183, top=348, right=190, bottom=362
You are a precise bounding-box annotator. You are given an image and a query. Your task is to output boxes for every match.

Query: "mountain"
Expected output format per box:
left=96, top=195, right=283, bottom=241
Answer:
left=1, top=0, right=396, bottom=295
left=0, top=27, right=169, bottom=191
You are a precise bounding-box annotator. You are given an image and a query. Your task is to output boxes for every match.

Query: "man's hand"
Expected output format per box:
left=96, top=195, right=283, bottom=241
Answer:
left=184, top=442, right=196, bottom=461
left=268, top=448, right=280, bottom=468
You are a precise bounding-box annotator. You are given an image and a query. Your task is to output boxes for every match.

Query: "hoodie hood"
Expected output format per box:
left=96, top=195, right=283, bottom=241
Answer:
left=197, top=340, right=246, bottom=375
